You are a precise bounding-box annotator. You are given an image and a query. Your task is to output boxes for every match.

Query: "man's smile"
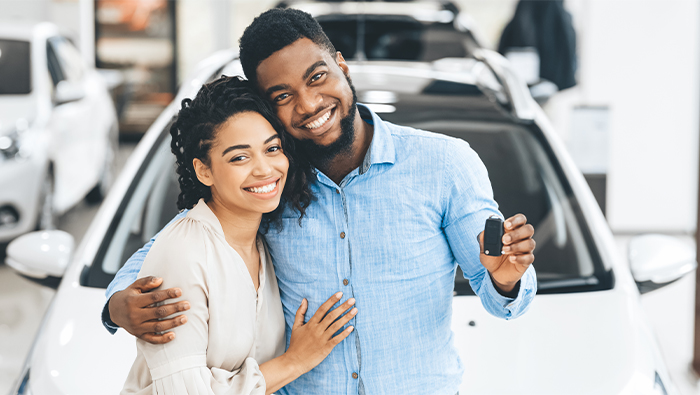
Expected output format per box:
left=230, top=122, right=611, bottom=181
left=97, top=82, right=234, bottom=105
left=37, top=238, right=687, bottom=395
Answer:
left=298, top=105, right=337, bottom=136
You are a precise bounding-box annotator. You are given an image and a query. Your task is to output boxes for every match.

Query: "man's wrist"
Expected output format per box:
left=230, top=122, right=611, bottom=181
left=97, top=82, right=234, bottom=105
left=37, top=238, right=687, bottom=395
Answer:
left=489, top=273, right=520, bottom=298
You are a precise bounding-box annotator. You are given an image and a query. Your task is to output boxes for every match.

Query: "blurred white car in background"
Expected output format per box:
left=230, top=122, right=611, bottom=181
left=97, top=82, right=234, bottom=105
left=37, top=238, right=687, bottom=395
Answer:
left=5, top=44, right=695, bottom=394
left=0, top=22, right=118, bottom=243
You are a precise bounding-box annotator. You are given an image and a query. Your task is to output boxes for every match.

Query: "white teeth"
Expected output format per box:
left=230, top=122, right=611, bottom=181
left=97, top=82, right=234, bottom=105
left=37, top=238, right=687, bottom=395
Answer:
left=304, top=110, right=331, bottom=129
left=246, top=181, right=277, bottom=194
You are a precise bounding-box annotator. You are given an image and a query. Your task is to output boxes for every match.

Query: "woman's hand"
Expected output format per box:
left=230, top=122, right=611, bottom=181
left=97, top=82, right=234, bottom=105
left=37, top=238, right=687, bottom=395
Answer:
left=284, top=292, right=357, bottom=375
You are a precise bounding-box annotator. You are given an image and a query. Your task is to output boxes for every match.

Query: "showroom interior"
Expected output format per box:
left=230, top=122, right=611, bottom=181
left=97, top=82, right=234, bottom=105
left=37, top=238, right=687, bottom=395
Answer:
left=0, top=0, right=699, bottom=394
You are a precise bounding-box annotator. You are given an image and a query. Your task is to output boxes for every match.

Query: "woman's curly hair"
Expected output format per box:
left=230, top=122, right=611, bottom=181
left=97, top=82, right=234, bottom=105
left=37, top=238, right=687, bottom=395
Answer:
left=169, top=75, right=314, bottom=229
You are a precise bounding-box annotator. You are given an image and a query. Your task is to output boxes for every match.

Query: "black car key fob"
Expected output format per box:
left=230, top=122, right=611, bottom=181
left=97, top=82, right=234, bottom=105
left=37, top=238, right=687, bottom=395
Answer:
left=483, top=217, right=504, bottom=256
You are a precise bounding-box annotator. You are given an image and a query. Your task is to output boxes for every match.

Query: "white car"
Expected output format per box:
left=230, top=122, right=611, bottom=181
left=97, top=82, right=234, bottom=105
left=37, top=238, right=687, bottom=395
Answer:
left=0, top=22, right=118, bottom=243
left=5, top=48, right=696, bottom=394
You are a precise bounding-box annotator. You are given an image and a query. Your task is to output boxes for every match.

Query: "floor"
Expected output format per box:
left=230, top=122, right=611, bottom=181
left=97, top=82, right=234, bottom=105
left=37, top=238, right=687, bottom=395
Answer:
left=0, top=141, right=697, bottom=394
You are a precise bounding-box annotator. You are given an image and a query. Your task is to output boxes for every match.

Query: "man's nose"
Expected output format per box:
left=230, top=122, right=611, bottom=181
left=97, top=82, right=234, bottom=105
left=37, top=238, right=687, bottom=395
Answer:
left=295, top=88, right=322, bottom=115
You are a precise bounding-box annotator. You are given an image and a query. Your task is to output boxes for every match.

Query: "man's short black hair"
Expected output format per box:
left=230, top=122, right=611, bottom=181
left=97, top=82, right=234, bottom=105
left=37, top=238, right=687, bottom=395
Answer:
left=239, top=8, right=337, bottom=85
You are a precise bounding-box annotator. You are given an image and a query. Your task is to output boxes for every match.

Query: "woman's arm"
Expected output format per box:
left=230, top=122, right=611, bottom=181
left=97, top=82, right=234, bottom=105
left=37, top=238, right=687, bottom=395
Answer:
left=259, top=295, right=357, bottom=394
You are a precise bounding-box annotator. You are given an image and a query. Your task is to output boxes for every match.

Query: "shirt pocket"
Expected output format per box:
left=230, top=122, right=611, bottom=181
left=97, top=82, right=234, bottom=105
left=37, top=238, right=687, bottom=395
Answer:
left=264, top=217, right=328, bottom=284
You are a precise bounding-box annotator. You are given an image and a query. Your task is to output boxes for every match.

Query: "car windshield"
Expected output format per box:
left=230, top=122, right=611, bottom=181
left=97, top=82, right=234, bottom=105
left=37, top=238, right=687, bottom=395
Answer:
left=85, top=95, right=612, bottom=295
left=0, top=39, right=31, bottom=94
left=403, top=120, right=611, bottom=294
left=317, top=16, right=473, bottom=61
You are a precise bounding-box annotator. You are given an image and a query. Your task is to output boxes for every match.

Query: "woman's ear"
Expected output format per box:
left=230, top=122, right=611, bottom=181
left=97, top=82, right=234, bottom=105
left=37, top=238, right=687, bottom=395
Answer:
left=193, top=158, right=213, bottom=187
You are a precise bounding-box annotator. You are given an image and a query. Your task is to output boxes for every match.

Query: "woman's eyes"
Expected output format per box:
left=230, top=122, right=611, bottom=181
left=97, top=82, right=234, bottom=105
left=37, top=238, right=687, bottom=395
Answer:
left=267, top=145, right=282, bottom=153
left=230, top=155, right=247, bottom=163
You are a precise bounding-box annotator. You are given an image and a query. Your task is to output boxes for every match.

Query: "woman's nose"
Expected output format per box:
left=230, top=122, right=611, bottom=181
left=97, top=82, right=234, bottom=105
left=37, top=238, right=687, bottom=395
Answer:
left=251, top=157, right=273, bottom=177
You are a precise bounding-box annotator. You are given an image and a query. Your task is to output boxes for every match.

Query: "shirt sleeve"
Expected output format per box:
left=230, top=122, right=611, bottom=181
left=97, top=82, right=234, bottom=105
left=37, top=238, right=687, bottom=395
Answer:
left=102, top=210, right=190, bottom=334
left=135, top=218, right=266, bottom=395
left=441, top=138, right=537, bottom=320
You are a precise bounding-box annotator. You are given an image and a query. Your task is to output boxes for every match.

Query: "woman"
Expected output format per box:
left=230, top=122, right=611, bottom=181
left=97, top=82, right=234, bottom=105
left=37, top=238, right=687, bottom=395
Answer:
left=121, top=76, right=357, bottom=394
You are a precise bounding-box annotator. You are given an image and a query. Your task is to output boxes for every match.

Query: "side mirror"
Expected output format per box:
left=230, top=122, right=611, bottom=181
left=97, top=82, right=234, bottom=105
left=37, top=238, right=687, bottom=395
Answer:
left=629, top=234, right=696, bottom=293
left=54, top=80, right=85, bottom=105
left=5, top=230, right=74, bottom=288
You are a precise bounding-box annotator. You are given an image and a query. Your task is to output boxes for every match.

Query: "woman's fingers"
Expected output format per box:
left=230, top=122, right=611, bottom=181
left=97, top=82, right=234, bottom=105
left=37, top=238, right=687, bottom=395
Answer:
left=326, top=307, right=358, bottom=334
left=320, top=298, right=355, bottom=329
left=293, top=298, right=308, bottom=329
left=329, top=326, right=354, bottom=347
left=308, top=292, right=343, bottom=324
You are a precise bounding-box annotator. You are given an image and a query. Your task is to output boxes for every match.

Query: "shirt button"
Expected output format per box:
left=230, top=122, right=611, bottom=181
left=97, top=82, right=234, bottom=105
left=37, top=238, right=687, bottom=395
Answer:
left=343, top=279, right=349, bottom=286
left=340, top=232, right=346, bottom=239
left=352, top=372, right=358, bottom=379
left=336, top=189, right=340, bottom=194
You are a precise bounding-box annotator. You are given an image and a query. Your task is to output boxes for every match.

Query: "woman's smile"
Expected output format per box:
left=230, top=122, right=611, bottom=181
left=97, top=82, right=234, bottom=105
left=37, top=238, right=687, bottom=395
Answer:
left=243, top=178, right=281, bottom=198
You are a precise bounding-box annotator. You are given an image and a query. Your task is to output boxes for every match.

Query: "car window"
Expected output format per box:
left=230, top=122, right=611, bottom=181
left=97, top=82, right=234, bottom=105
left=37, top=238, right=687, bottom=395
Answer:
left=407, top=120, right=611, bottom=294
left=47, top=36, right=84, bottom=84
left=0, top=39, right=31, bottom=94
left=317, top=16, right=472, bottom=62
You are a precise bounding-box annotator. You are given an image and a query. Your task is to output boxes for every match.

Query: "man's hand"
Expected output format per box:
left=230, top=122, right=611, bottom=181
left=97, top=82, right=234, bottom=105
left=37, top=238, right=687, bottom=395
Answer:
left=108, top=276, right=190, bottom=344
left=479, top=213, right=535, bottom=293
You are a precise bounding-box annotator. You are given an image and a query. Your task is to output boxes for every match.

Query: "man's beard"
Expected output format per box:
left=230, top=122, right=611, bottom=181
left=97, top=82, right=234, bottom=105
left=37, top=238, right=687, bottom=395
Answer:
left=296, top=76, right=358, bottom=170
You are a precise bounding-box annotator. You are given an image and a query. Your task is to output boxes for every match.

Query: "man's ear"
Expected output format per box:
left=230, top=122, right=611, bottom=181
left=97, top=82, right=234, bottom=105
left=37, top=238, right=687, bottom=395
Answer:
left=336, top=51, right=349, bottom=76
left=193, top=158, right=213, bottom=187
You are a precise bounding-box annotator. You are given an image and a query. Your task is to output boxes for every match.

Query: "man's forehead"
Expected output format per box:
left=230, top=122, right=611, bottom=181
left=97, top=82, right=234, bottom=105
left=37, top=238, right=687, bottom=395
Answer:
left=256, top=38, right=334, bottom=87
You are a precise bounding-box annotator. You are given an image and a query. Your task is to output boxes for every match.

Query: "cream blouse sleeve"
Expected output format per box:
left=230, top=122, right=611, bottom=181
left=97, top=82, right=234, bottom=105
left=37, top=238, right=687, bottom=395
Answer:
left=135, top=217, right=266, bottom=395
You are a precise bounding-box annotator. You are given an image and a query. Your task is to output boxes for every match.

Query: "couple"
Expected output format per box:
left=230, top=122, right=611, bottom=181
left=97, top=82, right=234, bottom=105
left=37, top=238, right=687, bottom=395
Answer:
left=105, top=8, right=538, bottom=395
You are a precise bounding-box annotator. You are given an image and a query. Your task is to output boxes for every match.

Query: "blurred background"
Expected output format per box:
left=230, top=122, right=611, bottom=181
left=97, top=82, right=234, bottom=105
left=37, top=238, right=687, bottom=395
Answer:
left=0, top=0, right=698, bottom=394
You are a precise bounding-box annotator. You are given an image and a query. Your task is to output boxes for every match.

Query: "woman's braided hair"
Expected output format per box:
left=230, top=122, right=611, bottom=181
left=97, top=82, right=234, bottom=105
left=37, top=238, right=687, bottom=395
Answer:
left=169, top=75, right=314, bottom=229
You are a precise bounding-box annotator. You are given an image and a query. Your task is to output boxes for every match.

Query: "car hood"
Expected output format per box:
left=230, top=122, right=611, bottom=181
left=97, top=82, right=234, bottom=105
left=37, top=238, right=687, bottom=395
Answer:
left=0, top=95, right=37, bottom=135
left=453, top=288, right=662, bottom=394
left=27, top=284, right=662, bottom=394
left=26, top=283, right=136, bottom=394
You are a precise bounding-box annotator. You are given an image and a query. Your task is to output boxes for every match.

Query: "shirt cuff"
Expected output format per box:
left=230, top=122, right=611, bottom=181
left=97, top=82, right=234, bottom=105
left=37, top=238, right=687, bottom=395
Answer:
left=489, top=272, right=520, bottom=298
left=482, top=265, right=537, bottom=320
left=101, top=296, right=119, bottom=335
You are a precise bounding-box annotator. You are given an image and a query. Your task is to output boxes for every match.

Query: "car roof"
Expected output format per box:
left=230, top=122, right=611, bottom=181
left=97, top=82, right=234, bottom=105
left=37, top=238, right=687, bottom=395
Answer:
left=283, top=0, right=459, bottom=24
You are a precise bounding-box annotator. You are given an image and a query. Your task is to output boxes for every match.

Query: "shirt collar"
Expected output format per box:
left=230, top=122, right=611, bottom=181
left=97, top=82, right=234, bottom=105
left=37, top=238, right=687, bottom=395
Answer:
left=357, top=103, right=396, bottom=175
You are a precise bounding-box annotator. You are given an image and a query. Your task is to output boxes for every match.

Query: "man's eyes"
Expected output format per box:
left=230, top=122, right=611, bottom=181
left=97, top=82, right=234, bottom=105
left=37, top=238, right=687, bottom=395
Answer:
left=311, top=72, right=325, bottom=82
left=274, top=93, right=290, bottom=103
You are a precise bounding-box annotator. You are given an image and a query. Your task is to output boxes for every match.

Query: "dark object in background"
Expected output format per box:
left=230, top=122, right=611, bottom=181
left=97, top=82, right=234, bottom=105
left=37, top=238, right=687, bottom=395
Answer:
left=483, top=216, right=504, bottom=257
left=498, top=0, right=577, bottom=91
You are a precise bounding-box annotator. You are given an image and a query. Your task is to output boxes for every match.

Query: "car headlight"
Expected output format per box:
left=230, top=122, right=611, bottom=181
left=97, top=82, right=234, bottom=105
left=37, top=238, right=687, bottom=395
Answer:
left=0, top=130, right=21, bottom=160
left=653, top=371, right=668, bottom=395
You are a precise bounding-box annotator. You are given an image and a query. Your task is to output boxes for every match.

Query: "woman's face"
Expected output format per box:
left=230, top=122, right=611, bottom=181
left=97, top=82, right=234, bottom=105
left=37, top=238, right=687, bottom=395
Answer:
left=194, top=111, right=289, bottom=216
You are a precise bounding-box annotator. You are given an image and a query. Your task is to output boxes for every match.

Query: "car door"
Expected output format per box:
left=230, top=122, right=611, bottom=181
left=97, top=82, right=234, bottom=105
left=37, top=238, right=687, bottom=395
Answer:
left=45, top=35, right=99, bottom=212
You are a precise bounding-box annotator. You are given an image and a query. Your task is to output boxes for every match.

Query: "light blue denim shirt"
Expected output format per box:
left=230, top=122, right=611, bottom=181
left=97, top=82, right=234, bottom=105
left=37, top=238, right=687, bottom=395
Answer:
left=105, top=104, right=536, bottom=395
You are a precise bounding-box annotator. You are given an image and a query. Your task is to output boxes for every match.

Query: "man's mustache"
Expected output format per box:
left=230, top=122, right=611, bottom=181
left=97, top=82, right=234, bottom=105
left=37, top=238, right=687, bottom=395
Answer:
left=295, top=104, right=334, bottom=127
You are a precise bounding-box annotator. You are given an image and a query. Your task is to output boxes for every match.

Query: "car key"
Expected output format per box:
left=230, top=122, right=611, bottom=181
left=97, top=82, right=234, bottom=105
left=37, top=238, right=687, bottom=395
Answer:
left=483, top=216, right=504, bottom=256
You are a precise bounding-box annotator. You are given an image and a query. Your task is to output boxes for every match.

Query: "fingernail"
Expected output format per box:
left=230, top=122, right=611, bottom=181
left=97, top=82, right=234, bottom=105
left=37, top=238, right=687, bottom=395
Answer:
left=503, top=236, right=511, bottom=244
left=174, top=289, right=182, bottom=297
left=505, top=221, right=512, bottom=229
left=180, top=316, right=187, bottom=324
left=168, top=334, right=174, bottom=340
left=347, top=326, right=354, bottom=331
left=182, top=302, right=190, bottom=310
left=350, top=308, right=358, bottom=315
left=335, top=292, right=343, bottom=299
left=348, top=298, right=355, bottom=305
left=151, top=277, right=160, bottom=283
left=510, top=256, right=517, bottom=262
left=502, top=246, right=511, bottom=252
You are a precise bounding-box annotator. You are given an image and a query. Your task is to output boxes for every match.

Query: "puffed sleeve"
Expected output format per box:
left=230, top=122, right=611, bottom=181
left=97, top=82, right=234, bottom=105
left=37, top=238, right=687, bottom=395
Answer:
left=133, top=217, right=266, bottom=395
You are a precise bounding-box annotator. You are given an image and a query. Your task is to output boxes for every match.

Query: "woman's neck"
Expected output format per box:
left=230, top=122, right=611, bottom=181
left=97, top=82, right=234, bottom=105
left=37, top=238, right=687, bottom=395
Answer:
left=205, top=196, right=261, bottom=254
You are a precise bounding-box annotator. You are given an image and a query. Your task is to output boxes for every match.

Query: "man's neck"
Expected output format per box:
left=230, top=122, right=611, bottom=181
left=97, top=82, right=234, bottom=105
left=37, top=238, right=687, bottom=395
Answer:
left=316, top=107, right=374, bottom=184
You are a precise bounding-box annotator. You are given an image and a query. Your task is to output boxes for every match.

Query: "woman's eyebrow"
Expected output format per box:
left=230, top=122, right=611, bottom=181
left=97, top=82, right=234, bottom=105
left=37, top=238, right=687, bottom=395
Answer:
left=221, top=134, right=279, bottom=157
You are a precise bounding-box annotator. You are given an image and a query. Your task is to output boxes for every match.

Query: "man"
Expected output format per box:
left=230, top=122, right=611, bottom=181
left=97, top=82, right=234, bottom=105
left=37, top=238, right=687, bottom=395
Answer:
left=104, top=8, right=537, bottom=395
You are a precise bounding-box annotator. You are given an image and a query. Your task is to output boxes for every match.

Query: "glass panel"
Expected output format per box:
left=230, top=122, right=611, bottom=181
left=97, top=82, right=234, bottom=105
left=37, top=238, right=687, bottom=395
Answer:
left=408, top=121, right=606, bottom=294
left=0, top=39, right=31, bottom=94
left=99, top=137, right=180, bottom=275
left=48, top=37, right=84, bottom=82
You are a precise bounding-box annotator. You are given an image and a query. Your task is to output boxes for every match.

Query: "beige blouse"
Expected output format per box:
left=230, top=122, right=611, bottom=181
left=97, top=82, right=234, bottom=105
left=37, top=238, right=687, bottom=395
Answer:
left=121, top=199, right=286, bottom=395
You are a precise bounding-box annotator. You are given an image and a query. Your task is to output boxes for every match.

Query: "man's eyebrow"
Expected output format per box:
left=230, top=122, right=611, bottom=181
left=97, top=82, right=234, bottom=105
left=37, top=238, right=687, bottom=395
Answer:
left=221, top=134, right=279, bottom=156
left=265, top=83, right=291, bottom=98
left=303, top=60, right=327, bottom=80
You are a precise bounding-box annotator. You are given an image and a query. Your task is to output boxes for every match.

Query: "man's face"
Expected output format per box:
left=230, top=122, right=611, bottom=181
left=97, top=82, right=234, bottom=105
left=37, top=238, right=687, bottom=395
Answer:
left=255, top=38, right=357, bottom=161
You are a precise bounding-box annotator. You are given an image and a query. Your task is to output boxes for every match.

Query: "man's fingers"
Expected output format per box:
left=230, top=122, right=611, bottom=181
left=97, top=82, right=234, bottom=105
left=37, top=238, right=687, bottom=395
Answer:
left=504, top=213, right=528, bottom=230
left=501, top=239, right=536, bottom=255
left=309, top=292, right=343, bottom=324
left=144, top=301, right=191, bottom=320
left=140, top=332, right=176, bottom=344
left=132, top=276, right=163, bottom=292
left=146, top=315, right=188, bottom=334
left=506, top=253, right=534, bottom=266
left=133, top=287, right=182, bottom=308
left=502, top=224, right=534, bottom=245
